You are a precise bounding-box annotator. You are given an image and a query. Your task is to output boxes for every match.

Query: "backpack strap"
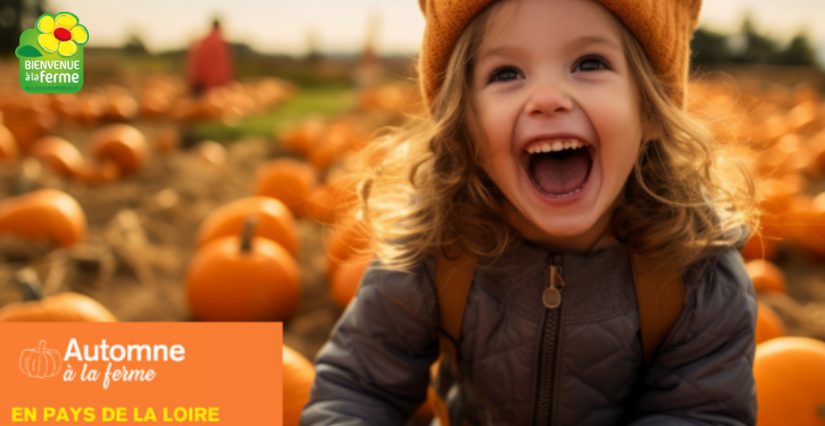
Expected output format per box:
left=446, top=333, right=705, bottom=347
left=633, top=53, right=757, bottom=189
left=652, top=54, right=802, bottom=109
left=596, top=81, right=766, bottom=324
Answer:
left=430, top=250, right=477, bottom=426
left=630, top=253, right=686, bottom=368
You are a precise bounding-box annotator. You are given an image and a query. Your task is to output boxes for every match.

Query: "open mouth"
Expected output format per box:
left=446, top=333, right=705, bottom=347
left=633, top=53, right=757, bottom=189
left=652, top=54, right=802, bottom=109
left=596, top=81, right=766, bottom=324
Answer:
left=521, top=139, right=593, bottom=198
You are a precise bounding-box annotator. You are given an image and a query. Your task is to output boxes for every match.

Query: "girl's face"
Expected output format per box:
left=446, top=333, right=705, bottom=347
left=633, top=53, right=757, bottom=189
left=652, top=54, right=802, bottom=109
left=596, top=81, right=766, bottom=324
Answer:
left=472, top=0, right=644, bottom=239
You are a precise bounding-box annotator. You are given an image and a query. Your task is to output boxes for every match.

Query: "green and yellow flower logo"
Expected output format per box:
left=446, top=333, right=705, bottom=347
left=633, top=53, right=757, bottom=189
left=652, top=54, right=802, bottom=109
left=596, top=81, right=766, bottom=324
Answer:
left=35, top=13, right=88, bottom=57
left=15, top=12, right=88, bottom=93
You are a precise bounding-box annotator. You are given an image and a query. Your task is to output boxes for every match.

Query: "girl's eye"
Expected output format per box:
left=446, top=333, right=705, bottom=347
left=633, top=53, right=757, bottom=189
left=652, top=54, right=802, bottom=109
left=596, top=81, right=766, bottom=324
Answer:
left=488, top=66, right=522, bottom=83
left=574, top=57, right=611, bottom=72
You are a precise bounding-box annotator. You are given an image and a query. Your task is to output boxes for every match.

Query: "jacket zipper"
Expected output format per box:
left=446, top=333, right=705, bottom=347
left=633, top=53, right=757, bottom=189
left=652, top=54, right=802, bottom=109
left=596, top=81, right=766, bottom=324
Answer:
left=535, top=254, right=565, bottom=426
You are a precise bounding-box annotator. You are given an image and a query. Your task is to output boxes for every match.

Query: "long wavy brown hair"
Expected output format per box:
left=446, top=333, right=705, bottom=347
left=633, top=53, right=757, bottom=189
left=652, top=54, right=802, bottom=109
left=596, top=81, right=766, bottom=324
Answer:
left=348, top=0, right=757, bottom=276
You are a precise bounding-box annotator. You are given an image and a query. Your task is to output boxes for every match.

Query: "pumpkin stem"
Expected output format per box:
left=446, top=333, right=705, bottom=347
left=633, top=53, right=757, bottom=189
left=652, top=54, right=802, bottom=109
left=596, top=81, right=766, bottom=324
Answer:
left=14, top=268, right=44, bottom=301
left=240, top=215, right=260, bottom=253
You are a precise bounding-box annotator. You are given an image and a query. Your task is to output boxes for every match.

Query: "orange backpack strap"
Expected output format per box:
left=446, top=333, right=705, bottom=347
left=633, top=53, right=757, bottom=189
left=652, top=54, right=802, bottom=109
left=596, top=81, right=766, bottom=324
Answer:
left=630, top=253, right=685, bottom=369
left=430, top=250, right=477, bottom=426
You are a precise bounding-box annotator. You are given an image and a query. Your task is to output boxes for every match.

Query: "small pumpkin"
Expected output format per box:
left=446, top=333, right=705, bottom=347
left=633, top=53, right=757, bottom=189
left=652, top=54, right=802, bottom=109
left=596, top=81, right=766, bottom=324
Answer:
left=0, top=189, right=86, bottom=247
left=186, top=217, right=300, bottom=321
left=0, top=268, right=116, bottom=322
left=75, top=159, right=121, bottom=185
left=283, top=345, right=315, bottom=426
left=306, top=173, right=361, bottom=225
left=20, top=340, right=62, bottom=378
left=755, top=301, right=785, bottom=344
left=193, top=141, right=227, bottom=167
left=330, top=253, right=373, bottom=308
left=279, top=117, right=324, bottom=155
left=89, top=124, right=147, bottom=176
left=30, top=136, right=84, bottom=178
left=197, top=196, right=298, bottom=257
left=744, top=259, right=786, bottom=294
left=325, top=221, right=372, bottom=278
left=754, top=337, right=825, bottom=426
left=255, top=158, right=317, bottom=217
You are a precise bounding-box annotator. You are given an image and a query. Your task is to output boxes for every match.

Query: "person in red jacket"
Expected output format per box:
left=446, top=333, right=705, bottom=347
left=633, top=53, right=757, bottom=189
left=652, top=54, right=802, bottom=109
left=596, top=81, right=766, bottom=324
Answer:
left=186, top=19, right=234, bottom=97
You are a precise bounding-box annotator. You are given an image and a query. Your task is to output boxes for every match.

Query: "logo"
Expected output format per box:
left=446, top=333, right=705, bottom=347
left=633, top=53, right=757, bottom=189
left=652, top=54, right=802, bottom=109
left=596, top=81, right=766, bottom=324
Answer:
left=19, top=340, right=63, bottom=379
left=15, top=12, right=89, bottom=94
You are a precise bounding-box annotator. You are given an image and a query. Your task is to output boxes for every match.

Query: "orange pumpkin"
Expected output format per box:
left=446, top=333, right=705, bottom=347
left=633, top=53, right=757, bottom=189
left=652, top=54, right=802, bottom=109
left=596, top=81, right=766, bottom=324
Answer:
left=740, top=234, right=778, bottom=261
left=75, top=159, right=121, bottom=185
left=330, top=254, right=373, bottom=308
left=283, top=345, right=315, bottom=426
left=153, top=129, right=179, bottom=153
left=755, top=302, right=784, bottom=344
left=325, top=221, right=372, bottom=277
left=0, top=123, right=17, bottom=161
left=196, top=196, right=298, bottom=257
left=0, top=269, right=116, bottom=322
left=186, top=218, right=300, bottom=321
left=279, top=117, right=324, bottom=155
left=306, top=173, right=361, bottom=225
left=0, top=189, right=86, bottom=247
left=307, top=123, right=356, bottom=170
left=255, top=158, right=317, bottom=217
left=744, top=260, right=786, bottom=293
left=754, top=337, right=825, bottom=426
left=89, top=124, right=147, bottom=176
left=30, top=136, right=84, bottom=178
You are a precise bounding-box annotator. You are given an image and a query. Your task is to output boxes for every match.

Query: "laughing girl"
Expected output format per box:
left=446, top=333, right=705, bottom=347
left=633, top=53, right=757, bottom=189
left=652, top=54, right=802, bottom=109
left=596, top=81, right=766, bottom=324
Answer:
left=301, top=0, right=758, bottom=425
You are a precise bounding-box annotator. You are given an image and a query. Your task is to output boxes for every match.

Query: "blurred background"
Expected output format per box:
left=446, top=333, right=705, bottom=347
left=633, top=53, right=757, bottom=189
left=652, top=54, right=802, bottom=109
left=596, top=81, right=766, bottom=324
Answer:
left=1, top=1, right=825, bottom=425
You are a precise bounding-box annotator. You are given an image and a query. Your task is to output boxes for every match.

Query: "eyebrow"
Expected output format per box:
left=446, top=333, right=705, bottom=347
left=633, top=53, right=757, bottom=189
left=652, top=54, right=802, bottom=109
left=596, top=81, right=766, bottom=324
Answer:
left=476, top=35, right=622, bottom=64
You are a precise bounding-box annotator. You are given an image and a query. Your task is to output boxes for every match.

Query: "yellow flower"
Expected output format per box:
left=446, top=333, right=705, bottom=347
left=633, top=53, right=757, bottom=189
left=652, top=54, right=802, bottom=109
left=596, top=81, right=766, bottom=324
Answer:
left=36, top=12, right=89, bottom=57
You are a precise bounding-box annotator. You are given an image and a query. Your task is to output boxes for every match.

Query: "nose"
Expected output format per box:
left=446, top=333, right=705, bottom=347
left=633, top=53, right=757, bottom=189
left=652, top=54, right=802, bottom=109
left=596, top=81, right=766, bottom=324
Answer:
left=524, top=82, right=574, bottom=117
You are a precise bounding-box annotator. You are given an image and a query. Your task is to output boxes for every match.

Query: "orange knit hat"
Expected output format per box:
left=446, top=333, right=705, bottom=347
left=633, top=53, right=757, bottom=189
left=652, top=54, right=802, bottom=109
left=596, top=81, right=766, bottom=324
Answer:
left=417, top=0, right=702, bottom=109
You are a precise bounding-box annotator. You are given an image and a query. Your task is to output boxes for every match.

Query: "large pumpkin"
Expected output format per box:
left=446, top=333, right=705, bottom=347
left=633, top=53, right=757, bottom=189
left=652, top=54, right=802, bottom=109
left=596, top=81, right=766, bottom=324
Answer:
left=283, top=345, right=315, bottom=426
left=187, top=218, right=300, bottom=321
left=0, top=189, right=86, bottom=247
left=196, top=196, right=298, bottom=257
left=754, top=337, right=825, bottom=426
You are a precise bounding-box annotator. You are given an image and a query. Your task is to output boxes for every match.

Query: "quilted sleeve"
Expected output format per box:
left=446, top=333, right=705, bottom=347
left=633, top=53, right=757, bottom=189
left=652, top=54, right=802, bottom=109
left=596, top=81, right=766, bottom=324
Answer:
left=627, top=249, right=758, bottom=426
left=299, top=256, right=440, bottom=426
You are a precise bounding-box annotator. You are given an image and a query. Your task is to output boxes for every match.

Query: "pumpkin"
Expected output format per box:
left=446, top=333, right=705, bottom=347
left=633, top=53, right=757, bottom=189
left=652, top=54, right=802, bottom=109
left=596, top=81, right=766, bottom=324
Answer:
left=0, top=268, right=116, bottom=322
left=30, top=136, right=84, bottom=178
left=104, top=86, right=138, bottom=121
left=186, top=217, right=300, bottom=321
left=75, top=159, right=121, bottom=185
left=0, top=189, right=86, bottom=247
left=755, top=302, right=784, bottom=344
left=279, top=117, right=324, bottom=155
left=740, top=234, right=778, bottom=261
left=0, top=123, right=17, bottom=161
left=785, top=195, right=825, bottom=257
left=20, top=340, right=62, bottom=378
left=307, top=123, right=356, bottom=170
left=754, top=337, right=825, bottom=426
left=306, top=173, right=361, bottom=225
left=89, top=124, right=147, bottom=176
left=325, top=221, right=372, bottom=277
left=330, top=253, right=373, bottom=308
left=196, top=196, right=298, bottom=257
left=153, top=129, right=179, bottom=153
left=283, top=345, right=315, bottom=426
left=744, top=260, right=786, bottom=293
left=255, top=158, right=317, bottom=217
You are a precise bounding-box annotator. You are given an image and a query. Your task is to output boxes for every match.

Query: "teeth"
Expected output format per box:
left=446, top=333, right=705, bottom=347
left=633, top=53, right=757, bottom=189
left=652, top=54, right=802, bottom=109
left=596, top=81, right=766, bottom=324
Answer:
left=526, top=139, right=589, bottom=154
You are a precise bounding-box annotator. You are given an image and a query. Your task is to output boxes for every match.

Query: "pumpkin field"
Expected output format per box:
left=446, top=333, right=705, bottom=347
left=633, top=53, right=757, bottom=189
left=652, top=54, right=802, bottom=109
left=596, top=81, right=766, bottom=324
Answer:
left=1, top=56, right=825, bottom=424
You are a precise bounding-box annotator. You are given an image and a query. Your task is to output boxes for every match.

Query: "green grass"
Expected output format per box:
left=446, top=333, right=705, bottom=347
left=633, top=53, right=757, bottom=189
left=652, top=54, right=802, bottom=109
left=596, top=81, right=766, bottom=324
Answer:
left=192, top=86, right=355, bottom=142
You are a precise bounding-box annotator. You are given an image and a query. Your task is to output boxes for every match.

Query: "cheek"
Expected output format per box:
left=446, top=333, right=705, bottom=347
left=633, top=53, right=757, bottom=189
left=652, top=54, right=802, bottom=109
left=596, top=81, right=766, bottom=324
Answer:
left=477, top=98, right=515, bottom=174
left=587, top=87, right=643, bottom=177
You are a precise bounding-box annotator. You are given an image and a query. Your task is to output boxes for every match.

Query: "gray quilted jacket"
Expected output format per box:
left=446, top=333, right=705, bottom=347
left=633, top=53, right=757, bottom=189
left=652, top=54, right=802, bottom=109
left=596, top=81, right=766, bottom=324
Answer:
left=300, top=235, right=758, bottom=425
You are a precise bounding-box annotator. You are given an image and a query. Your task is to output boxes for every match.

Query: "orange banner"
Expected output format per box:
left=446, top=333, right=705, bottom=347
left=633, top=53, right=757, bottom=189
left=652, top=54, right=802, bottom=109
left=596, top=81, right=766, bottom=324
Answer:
left=0, top=323, right=283, bottom=425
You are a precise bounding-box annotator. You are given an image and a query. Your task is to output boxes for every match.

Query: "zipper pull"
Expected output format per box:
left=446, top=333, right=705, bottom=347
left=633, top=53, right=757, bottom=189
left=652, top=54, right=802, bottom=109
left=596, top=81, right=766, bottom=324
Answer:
left=542, top=265, right=565, bottom=309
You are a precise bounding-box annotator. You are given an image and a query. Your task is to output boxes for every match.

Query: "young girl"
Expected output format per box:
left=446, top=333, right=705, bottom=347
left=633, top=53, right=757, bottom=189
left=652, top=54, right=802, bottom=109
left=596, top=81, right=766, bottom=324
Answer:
left=302, top=0, right=758, bottom=424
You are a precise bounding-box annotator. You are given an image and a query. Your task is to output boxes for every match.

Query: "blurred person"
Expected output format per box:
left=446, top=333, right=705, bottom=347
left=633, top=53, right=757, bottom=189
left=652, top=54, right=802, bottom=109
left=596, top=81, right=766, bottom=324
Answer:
left=186, top=18, right=233, bottom=97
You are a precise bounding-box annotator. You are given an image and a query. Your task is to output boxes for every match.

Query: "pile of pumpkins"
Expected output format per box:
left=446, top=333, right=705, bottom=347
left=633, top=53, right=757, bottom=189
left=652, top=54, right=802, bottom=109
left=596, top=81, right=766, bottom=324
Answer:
left=168, top=78, right=297, bottom=124
left=0, top=189, right=117, bottom=322
left=688, top=81, right=825, bottom=261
